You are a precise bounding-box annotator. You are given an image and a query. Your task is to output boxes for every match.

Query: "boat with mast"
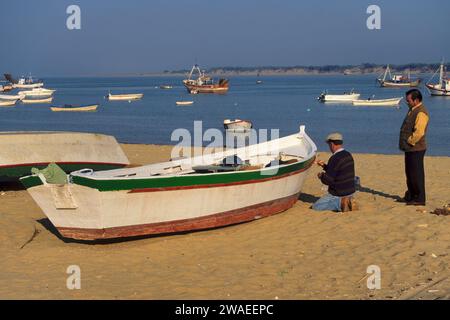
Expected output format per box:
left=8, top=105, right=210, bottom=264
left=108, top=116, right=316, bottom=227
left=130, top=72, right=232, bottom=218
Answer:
left=4, top=73, right=44, bottom=89
left=182, top=64, right=229, bottom=94
left=426, top=61, right=450, bottom=96
left=377, top=65, right=421, bottom=87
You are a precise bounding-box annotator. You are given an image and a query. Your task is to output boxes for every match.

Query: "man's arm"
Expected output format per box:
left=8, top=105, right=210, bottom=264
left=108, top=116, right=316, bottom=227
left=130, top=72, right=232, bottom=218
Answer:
left=320, top=158, right=338, bottom=186
left=407, top=112, right=429, bottom=146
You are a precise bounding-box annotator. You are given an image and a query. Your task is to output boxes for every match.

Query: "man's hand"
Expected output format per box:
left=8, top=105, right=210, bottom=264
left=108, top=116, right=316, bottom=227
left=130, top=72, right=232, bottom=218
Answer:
left=317, top=172, right=323, bottom=179
left=316, top=160, right=326, bottom=168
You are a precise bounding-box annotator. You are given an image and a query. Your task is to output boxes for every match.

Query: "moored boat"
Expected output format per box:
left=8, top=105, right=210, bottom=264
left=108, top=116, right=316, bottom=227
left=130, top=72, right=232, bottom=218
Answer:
left=0, top=93, right=24, bottom=100
left=19, top=88, right=56, bottom=97
left=51, top=104, right=98, bottom=112
left=20, top=125, right=317, bottom=241
left=426, top=61, right=450, bottom=96
left=0, top=84, right=13, bottom=92
left=223, top=119, right=253, bottom=130
left=108, top=93, right=144, bottom=101
left=183, top=64, right=229, bottom=94
left=21, top=97, right=53, bottom=104
left=0, top=100, right=18, bottom=107
left=160, top=85, right=173, bottom=89
left=377, top=65, right=421, bottom=87
left=318, top=90, right=360, bottom=102
left=176, top=101, right=194, bottom=106
left=352, top=97, right=402, bottom=106
left=1, top=132, right=129, bottom=182
left=4, top=73, right=44, bottom=89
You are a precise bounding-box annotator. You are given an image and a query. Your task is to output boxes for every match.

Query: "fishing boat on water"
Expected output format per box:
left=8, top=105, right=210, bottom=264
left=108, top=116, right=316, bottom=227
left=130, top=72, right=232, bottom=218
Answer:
left=176, top=101, right=194, bottom=106
left=352, top=97, right=402, bottom=107
left=21, top=97, right=53, bottom=104
left=0, top=100, right=18, bottom=107
left=51, top=104, right=98, bottom=112
left=223, top=119, right=253, bottom=130
left=19, top=88, right=55, bottom=97
left=377, top=65, right=421, bottom=87
left=0, top=132, right=129, bottom=182
left=426, top=61, right=450, bottom=96
left=0, top=93, right=24, bottom=100
left=4, top=73, right=44, bottom=89
left=317, top=90, right=360, bottom=102
left=20, top=125, right=317, bottom=241
left=108, top=93, right=144, bottom=101
left=183, top=64, right=229, bottom=94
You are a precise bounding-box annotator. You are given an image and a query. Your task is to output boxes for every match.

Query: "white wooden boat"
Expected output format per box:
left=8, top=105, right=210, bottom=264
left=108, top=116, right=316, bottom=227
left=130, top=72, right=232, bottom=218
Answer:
left=426, top=61, right=450, bottom=96
left=0, top=132, right=129, bottom=182
left=176, top=101, right=194, bottom=106
left=223, top=119, right=253, bottom=130
left=20, top=125, right=317, bottom=241
left=19, top=88, right=55, bottom=97
left=0, top=93, right=24, bottom=100
left=377, top=65, right=421, bottom=87
left=0, top=100, right=17, bottom=107
left=352, top=97, right=402, bottom=106
left=51, top=104, right=98, bottom=112
left=318, top=91, right=360, bottom=102
left=108, top=93, right=143, bottom=101
left=22, top=97, right=53, bottom=104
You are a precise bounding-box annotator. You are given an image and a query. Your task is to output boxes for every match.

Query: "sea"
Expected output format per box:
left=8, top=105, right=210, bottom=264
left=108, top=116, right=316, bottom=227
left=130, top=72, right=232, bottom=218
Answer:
left=1, top=75, right=449, bottom=156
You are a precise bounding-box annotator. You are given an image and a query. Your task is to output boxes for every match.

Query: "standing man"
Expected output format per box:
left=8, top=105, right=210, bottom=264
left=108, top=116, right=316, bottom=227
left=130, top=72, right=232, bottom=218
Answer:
left=399, top=89, right=429, bottom=206
left=312, top=133, right=356, bottom=212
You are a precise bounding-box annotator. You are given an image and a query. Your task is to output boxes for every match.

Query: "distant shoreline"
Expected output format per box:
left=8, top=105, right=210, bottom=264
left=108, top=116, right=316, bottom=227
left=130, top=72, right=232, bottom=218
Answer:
left=43, top=63, right=442, bottom=78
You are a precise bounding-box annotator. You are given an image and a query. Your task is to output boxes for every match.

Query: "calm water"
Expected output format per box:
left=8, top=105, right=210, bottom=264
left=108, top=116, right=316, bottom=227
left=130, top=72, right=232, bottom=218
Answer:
left=1, top=75, right=449, bottom=155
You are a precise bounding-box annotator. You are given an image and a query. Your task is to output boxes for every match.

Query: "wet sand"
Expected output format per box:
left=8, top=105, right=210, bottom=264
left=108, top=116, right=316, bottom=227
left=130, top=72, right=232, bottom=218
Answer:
left=0, top=144, right=449, bottom=299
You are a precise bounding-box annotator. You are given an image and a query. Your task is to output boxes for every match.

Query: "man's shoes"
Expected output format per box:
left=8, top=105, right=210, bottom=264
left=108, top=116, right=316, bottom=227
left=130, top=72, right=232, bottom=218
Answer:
left=396, top=191, right=412, bottom=203
left=406, top=201, right=426, bottom=206
left=341, top=197, right=358, bottom=212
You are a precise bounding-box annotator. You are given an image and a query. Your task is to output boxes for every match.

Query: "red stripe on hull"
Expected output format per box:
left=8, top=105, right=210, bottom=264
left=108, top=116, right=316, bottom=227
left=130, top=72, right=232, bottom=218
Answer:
left=57, top=193, right=300, bottom=241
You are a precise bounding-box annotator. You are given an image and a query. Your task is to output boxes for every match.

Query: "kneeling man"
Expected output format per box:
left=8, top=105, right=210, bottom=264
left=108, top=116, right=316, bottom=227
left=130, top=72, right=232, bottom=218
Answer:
left=313, top=133, right=356, bottom=212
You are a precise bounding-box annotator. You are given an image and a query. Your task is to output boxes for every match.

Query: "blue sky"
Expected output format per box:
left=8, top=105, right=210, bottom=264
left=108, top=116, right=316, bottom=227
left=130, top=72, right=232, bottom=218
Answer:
left=0, top=0, right=448, bottom=76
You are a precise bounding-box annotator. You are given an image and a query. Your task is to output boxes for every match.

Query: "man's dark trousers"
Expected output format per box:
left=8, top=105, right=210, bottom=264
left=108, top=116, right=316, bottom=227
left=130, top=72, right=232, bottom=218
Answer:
left=404, top=150, right=426, bottom=203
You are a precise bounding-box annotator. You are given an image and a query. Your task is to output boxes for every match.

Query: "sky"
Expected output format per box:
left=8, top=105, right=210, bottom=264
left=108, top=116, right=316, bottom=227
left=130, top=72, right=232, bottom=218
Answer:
left=0, top=0, right=448, bottom=76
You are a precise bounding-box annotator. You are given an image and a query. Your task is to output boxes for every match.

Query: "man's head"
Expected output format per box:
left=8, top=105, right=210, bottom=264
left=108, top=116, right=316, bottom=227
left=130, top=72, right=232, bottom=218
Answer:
left=405, top=89, right=422, bottom=108
left=325, top=132, right=343, bottom=153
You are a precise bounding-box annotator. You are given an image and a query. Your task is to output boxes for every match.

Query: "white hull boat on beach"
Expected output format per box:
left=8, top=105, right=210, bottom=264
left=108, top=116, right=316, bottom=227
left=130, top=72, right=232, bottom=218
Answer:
left=19, top=88, right=55, bottom=97
left=352, top=97, right=403, bottom=107
left=223, top=119, right=253, bottom=130
left=108, top=93, right=144, bottom=101
left=21, top=125, right=317, bottom=241
left=0, top=132, right=129, bottom=182
left=21, top=97, right=53, bottom=104
left=426, top=62, right=450, bottom=96
left=318, top=91, right=360, bottom=102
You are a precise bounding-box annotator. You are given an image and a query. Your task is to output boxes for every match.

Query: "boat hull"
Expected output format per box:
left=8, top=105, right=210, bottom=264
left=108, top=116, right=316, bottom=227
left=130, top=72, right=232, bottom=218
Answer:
left=426, top=84, right=450, bottom=96
left=22, top=97, right=53, bottom=104
left=352, top=98, right=402, bottom=106
left=378, top=79, right=421, bottom=87
left=13, top=83, right=44, bottom=89
left=319, top=93, right=360, bottom=102
left=0, top=132, right=129, bottom=181
left=183, top=81, right=229, bottom=94
left=22, top=160, right=313, bottom=240
left=224, top=119, right=253, bottom=130
left=108, top=94, right=143, bottom=101
left=51, top=105, right=98, bottom=112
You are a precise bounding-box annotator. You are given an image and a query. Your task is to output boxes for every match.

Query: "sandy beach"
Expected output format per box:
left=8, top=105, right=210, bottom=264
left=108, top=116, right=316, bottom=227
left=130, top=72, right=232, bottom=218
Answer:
left=0, top=144, right=448, bottom=300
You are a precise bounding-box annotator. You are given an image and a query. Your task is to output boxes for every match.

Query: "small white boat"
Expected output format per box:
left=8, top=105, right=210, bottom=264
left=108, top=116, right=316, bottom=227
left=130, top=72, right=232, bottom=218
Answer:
left=0, top=93, right=24, bottom=100
left=0, top=100, right=17, bottom=107
left=19, top=88, right=55, bottom=97
left=51, top=104, right=98, bottom=112
left=20, top=125, right=317, bottom=241
left=426, top=61, right=450, bottom=96
left=21, top=97, right=53, bottom=104
left=108, top=93, right=143, bottom=101
left=352, top=97, right=402, bottom=106
left=318, top=90, right=360, bottom=102
left=223, top=119, right=253, bottom=130
left=160, top=85, right=173, bottom=89
left=176, top=101, right=194, bottom=106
